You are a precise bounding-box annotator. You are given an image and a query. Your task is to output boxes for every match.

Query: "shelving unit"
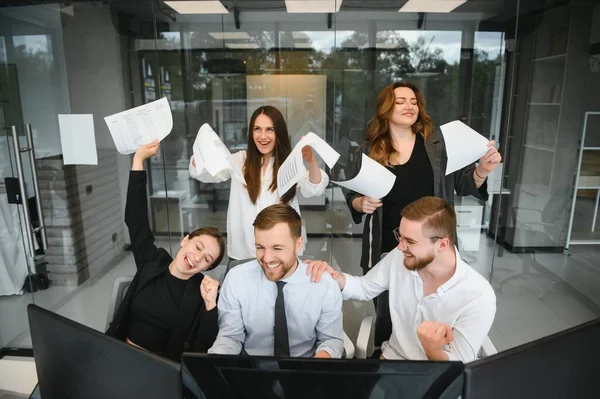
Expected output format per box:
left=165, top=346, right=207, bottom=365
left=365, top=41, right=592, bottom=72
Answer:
left=566, top=112, right=600, bottom=247
left=518, top=9, right=568, bottom=195
left=500, top=4, right=589, bottom=251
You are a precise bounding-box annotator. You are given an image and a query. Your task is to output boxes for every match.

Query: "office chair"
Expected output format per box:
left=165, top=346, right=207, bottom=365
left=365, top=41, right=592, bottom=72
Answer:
left=494, top=187, right=570, bottom=299
left=105, top=275, right=134, bottom=331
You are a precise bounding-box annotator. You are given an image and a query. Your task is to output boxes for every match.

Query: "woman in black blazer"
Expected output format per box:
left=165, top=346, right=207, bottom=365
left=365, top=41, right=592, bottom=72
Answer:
left=106, top=141, right=226, bottom=362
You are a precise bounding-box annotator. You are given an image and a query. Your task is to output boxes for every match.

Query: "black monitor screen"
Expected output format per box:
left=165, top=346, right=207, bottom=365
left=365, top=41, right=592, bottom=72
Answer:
left=464, top=318, right=600, bottom=399
left=27, top=304, right=181, bottom=399
left=182, top=353, right=464, bottom=399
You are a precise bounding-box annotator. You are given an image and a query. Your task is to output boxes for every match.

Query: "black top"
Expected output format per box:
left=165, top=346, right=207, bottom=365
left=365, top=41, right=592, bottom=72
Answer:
left=106, top=171, right=219, bottom=361
left=381, top=133, right=434, bottom=252
left=128, top=270, right=188, bottom=355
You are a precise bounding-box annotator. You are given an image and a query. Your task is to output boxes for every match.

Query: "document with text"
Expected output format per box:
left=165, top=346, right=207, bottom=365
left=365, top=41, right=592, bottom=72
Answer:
left=104, top=97, right=173, bottom=154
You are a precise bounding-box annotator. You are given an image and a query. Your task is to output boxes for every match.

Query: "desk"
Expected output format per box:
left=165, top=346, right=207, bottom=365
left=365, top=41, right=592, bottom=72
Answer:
left=0, top=356, right=37, bottom=397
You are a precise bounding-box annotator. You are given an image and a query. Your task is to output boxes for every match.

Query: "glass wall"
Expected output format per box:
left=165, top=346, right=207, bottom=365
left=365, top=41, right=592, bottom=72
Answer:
left=0, top=0, right=599, bottom=357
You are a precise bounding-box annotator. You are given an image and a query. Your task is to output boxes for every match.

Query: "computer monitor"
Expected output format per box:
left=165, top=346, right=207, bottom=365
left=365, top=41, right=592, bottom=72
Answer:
left=27, top=304, right=181, bottom=399
left=464, top=318, right=600, bottom=399
left=181, top=353, right=464, bottom=399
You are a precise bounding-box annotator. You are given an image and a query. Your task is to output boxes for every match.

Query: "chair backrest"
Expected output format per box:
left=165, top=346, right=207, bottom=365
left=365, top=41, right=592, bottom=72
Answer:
left=105, top=275, right=134, bottom=331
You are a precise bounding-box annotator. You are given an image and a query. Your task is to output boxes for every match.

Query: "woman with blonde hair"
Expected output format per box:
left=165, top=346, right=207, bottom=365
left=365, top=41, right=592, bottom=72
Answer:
left=344, top=82, right=501, bottom=346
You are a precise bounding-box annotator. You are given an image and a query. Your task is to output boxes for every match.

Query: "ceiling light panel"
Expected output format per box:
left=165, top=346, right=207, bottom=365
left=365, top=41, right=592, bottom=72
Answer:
left=165, top=1, right=228, bottom=14
left=399, top=0, right=467, bottom=13
left=285, top=1, right=343, bottom=14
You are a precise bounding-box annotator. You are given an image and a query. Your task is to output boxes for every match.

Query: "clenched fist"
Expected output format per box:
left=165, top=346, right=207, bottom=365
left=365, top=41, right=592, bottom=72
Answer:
left=417, top=321, right=454, bottom=361
left=200, top=275, right=219, bottom=311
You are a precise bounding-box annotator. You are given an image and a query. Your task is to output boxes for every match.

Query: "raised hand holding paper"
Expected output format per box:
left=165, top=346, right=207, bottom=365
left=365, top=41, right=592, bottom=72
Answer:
left=441, top=120, right=490, bottom=176
left=277, top=132, right=340, bottom=197
left=332, top=154, right=396, bottom=199
left=104, top=97, right=173, bottom=154
left=192, top=123, right=245, bottom=184
left=193, top=124, right=232, bottom=176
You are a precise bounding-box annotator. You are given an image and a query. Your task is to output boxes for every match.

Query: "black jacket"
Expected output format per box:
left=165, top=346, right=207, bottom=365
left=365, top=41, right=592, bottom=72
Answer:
left=106, top=171, right=218, bottom=361
left=344, top=132, right=489, bottom=273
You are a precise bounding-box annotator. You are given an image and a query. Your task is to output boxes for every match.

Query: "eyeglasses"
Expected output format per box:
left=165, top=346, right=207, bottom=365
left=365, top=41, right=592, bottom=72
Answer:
left=393, top=227, right=440, bottom=250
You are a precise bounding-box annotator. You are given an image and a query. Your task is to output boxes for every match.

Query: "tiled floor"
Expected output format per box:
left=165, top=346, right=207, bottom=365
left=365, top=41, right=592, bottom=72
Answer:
left=1, top=234, right=599, bottom=354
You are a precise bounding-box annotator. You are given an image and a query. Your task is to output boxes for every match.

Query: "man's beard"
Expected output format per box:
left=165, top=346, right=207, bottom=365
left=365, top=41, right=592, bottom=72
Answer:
left=261, top=257, right=298, bottom=281
left=403, top=253, right=434, bottom=271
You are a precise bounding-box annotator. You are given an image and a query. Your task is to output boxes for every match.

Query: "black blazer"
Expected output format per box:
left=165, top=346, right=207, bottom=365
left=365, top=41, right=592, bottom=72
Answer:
left=105, top=171, right=218, bottom=361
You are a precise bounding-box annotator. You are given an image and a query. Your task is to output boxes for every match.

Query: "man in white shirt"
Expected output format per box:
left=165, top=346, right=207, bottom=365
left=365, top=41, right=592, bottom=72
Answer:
left=307, top=196, right=496, bottom=362
left=209, top=204, right=344, bottom=358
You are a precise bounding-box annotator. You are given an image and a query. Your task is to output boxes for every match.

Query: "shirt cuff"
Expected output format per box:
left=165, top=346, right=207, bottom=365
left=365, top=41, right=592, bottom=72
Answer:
left=305, top=169, right=324, bottom=186
left=316, top=344, right=342, bottom=359
left=341, top=273, right=360, bottom=300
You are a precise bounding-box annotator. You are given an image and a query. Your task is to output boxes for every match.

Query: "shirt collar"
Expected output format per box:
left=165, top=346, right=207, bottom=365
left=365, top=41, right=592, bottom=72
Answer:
left=409, top=246, right=467, bottom=295
left=261, top=156, right=275, bottom=181
left=279, top=257, right=306, bottom=284
left=437, top=246, right=467, bottom=294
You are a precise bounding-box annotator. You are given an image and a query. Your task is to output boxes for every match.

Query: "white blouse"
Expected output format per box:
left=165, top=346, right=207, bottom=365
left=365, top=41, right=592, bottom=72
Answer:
left=189, top=151, right=329, bottom=260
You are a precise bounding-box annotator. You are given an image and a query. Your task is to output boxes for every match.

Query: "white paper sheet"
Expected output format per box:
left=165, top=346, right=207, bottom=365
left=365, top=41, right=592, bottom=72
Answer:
left=193, top=123, right=245, bottom=184
left=104, top=97, right=173, bottom=154
left=193, top=123, right=232, bottom=175
left=441, top=120, right=490, bottom=175
left=277, top=132, right=340, bottom=197
left=58, top=114, right=98, bottom=165
left=332, top=154, right=396, bottom=199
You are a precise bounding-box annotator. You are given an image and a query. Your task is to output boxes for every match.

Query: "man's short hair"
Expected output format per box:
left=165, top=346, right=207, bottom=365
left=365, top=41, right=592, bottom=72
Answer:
left=253, top=204, right=302, bottom=239
left=401, top=197, right=457, bottom=246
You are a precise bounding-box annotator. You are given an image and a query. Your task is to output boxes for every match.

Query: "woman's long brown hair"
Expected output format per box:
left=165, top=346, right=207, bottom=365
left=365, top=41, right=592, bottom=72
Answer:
left=243, top=106, right=296, bottom=204
left=365, top=82, right=435, bottom=166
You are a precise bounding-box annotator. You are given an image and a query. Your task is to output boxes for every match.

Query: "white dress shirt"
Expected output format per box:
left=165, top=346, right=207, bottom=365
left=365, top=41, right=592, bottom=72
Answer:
left=209, top=259, right=344, bottom=358
left=189, top=151, right=329, bottom=260
left=342, top=247, right=496, bottom=362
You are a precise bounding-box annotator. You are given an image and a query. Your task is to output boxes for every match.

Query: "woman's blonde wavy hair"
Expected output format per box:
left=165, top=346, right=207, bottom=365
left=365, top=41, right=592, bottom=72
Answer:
left=365, top=82, right=435, bottom=166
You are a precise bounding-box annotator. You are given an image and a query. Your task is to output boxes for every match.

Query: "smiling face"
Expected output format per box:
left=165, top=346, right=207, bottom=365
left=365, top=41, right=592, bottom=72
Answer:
left=252, top=113, right=277, bottom=156
left=171, top=234, right=222, bottom=279
left=255, top=222, right=303, bottom=281
left=397, top=218, right=436, bottom=271
left=389, top=86, right=419, bottom=128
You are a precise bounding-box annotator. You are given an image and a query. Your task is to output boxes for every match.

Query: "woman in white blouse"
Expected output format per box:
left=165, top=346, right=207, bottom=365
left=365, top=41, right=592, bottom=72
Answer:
left=189, top=105, right=329, bottom=261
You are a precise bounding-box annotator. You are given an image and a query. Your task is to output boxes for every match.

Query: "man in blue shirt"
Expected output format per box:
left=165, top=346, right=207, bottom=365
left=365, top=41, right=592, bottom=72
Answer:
left=209, top=204, right=344, bottom=358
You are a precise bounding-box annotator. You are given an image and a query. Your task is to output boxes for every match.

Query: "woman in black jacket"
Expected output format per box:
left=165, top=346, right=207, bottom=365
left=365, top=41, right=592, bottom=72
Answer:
left=344, top=82, right=501, bottom=347
left=106, top=140, right=226, bottom=362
